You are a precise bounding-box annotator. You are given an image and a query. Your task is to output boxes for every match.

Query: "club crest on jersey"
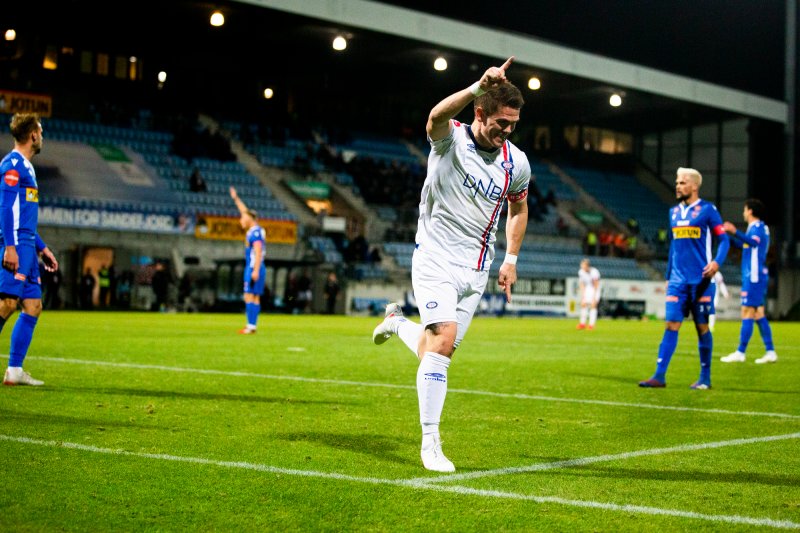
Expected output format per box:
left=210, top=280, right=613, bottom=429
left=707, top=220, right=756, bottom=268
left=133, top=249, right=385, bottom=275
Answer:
left=426, top=301, right=438, bottom=309
left=501, top=161, right=514, bottom=172
left=26, top=188, right=38, bottom=202
left=4, top=169, right=19, bottom=187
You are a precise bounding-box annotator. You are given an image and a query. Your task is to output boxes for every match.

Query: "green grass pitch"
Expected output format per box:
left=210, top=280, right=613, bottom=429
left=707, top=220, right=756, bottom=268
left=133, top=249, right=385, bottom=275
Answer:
left=1, top=311, right=798, bottom=531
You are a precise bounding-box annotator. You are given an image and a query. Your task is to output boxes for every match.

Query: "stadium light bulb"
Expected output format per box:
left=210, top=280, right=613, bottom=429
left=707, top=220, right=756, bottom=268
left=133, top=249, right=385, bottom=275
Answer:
left=158, top=71, right=167, bottom=83
left=434, top=57, right=448, bottom=71
left=528, top=77, right=541, bottom=90
left=129, top=56, right=137, bottom=63
left=263, top=88, right=274, bottom=99
left=332, top=36, right=347, bottom=51
left=210, top=11, right=225, bottom=27
left=4, top=29, right=16, bottom=41
left=609, top=93, right=622, bottom=107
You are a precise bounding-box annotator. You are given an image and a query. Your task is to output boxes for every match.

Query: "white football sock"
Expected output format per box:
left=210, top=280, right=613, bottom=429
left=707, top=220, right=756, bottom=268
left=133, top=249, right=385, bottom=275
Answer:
left=708, top=314, right=716, bottom=331
left=417, top=352, right=450, bottom=437
left=395, top=317, right=424, bottom=357
left=579, top=307, right=588, bottom=325
left=589, top=308, right=597, bottom=326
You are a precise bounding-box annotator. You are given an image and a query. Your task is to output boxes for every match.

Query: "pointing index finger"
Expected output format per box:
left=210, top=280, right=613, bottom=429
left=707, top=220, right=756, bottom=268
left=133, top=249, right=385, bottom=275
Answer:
left=499, top=56, right=515, bottom=72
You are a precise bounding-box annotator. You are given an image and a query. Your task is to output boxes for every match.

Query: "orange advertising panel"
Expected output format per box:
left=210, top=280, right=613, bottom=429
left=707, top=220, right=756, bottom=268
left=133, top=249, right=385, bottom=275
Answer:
left=195, top=215, right=297, bottom=244
left=0, top=90, right=52, bottom=117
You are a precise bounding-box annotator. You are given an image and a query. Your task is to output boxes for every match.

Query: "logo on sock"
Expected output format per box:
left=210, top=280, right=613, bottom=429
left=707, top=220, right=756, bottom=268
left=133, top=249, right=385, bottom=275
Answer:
left=424, top=372, right=446, bottom=382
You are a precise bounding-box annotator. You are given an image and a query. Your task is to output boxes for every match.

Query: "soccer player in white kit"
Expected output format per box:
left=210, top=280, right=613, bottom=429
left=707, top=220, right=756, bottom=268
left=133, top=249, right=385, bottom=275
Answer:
left=372, top=57, right=531, bottom=472
left=576, top=258, right=600, bottom=330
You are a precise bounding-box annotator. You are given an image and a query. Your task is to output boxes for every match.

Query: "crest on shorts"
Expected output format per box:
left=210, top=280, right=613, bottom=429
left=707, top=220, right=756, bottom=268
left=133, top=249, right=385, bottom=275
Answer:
left=426, top=301, right=438, bottom=309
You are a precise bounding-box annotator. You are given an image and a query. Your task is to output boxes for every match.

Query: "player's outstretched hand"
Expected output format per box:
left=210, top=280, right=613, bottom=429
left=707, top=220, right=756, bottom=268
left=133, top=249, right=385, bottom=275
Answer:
left=40, top=247, right=59, bottom=272
left=722, top=221, right=737, bottom=234
left=498, top=262, right=517, bottom=303
left=229, top=186, right=238, bottom=199
left=702, top=260, right=719, bottom=279
left=478, top=56, right=515, bottom=93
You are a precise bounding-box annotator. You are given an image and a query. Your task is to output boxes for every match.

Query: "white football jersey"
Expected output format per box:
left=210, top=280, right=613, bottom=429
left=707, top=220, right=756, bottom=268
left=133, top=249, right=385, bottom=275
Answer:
left=416, top=120, right=531, bottom=270
left=578, top=267, right=601, bottom=286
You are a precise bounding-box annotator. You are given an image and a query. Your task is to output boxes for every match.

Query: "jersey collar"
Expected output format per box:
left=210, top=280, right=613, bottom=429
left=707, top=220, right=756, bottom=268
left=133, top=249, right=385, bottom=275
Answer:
left=466, top=125, right=501, bottom=154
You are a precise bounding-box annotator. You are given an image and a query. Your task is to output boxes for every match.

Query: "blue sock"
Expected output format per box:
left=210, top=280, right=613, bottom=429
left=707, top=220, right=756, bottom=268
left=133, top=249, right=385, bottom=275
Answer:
left=245, top=303, right=260, bottom=327
left=698, top=331, right=712, bottom=383
left=737, top=319, right=754, bottom=353
left=756, top=317, right=774, bottom=351
left=8, top=313, right=38, bottom=367
left=654, top=329, right=679, bottom=381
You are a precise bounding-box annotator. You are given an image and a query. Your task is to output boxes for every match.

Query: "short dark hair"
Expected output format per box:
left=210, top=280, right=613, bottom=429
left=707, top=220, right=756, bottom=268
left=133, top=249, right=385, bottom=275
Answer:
left=745, top=198, right=765, bottom=219
left=9, top=113, right=41, bottom=142
left=474, top=81, right=524, bottom=116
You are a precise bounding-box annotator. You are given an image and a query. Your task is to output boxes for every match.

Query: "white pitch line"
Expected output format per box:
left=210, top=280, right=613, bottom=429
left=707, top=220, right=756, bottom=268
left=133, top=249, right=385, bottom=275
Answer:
left=25, top=356, right=800, bottom=420
left=409, top=431, right=800, bottom=484
left=21, top=356, right=800, bottom=420
left=2, top=434, right=798, bottom=530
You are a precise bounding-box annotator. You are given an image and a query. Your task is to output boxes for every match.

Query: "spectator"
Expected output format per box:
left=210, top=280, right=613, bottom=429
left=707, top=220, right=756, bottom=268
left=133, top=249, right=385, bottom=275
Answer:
left=284, top=270, right=299, bottom=313
left=598, top=229, right=613, bottom=256
left=627, top=216, right=640, bottom=235
left=323, top=271, right=340, bottom=314
left=80, top=267, right=95, bottom=310
left=98, top=264, right=111, bottom=307
left=189, top=167, right=207, bottom=192
left=627, top=234, right=638, bottom=258
left=613, top=232, right=628, bottom=257
left=584, top=229, right=598, bottom=256
left=296, top=269, right=313, bottom=314
left=151, top=262, right=171, bottom=312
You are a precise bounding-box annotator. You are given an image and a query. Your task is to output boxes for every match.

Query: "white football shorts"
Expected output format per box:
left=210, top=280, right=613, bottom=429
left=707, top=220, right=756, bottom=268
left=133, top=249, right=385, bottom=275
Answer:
left=412, top=248, right=489, bottom=348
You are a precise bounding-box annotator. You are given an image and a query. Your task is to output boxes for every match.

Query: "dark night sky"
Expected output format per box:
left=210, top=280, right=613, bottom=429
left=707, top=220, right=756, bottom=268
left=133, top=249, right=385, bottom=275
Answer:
left=380, top=0, right=787, bottom=100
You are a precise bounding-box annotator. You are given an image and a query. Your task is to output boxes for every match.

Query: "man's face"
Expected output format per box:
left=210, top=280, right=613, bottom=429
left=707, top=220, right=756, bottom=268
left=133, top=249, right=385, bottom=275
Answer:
left=581, top=261, right=589, bottom=272
left=32, top=123, right=43, bottom=155
left=675, top=174, right=696, bottom=202
left=478, top=106, right=520, bottom=149
left=240, top=214, right=251, bottom=230
left=743, top=205, right=752, bottom=222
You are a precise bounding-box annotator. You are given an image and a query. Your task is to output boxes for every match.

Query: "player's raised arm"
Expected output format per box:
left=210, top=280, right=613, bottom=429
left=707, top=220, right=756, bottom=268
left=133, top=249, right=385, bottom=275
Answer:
left=426, top=56, right=515, bottom=142
left=229, top=186, right=249, bottom=216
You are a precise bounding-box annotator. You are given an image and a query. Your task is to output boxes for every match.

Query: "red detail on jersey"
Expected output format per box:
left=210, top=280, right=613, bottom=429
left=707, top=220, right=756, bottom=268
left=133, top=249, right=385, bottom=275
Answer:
left=741, top=291, right=748, bottom=297
left=699, top=296, right=712, bottom=302
left=507, top=188, right=528, bottom=203
left=752, top=235, right=761, bottom=243
left=452, top=120, right=461, bottom=127
left=712, top=224, right=725, bottom=236
left=4, top=169, right=19, bottom=187
left=14, top=273, right=26, bottom=281
left=476, top=142, right=511, bottom=270
left=665, top=296, right=679, bottom=302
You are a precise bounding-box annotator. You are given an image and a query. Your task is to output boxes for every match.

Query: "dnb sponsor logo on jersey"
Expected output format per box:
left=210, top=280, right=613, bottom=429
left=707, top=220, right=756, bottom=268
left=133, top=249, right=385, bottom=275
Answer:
left=672, top=227, right=701, bottom=239
left=462, top=174, right=504, bottom=201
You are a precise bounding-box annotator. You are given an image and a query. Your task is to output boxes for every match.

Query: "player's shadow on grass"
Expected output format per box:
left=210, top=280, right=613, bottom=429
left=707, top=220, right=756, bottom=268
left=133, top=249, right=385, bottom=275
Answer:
left=59, top=386, right=354, bottom=406
left=565, top=371, right=638, bottom=385
left=0, top=408, right=162, bottom=430
left=556, top=464, right=800, bottom=487
left=278, top=432, right=417, bottom=466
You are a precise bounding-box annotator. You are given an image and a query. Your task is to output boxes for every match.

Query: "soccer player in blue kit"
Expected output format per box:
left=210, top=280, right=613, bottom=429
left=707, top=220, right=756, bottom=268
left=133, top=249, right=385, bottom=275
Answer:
left=720, top=198, right=778, bottom=364
left=229, top=186, right=266, bottom=335
left=639, top=167, right=729, bottom=390
left=1, top=113, right=59, bottom=386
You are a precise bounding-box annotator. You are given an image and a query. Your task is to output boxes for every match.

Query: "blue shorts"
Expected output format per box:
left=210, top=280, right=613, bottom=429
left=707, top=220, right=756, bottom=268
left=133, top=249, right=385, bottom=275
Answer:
left=741, top=279, right=767, bottom=308
left=665, top=280, right=715, bottom=324
left=244, top=265, right=266, bottom=296
left=0, top=245, right=42, bottom=300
